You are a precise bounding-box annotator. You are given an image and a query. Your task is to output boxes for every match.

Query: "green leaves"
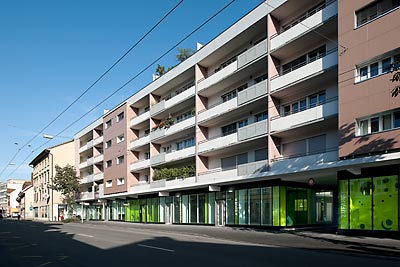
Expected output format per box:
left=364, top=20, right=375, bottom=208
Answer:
left=50, top=164, right=79, bottom=216
left=153, top=166, right=195, bottom=181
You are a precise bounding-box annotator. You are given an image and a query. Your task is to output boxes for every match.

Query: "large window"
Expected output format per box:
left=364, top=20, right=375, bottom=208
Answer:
left=176, top=137, right=195, bottom=151
left=282, top=46, right=326, bottom=75
left=356, top=53, right=400, bottom=82
left=282, top=91, right=326, bottom=116
left=339, top=176, right=399, bottom=231
left=356, top=0, right=400, bottom=27
left=282, top=135, right=326, bottom=158
left=357, top=109, right=400, bottom=136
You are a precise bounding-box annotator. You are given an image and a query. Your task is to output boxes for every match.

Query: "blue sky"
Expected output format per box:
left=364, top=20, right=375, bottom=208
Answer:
left=0, top=0, right=263, bottom=182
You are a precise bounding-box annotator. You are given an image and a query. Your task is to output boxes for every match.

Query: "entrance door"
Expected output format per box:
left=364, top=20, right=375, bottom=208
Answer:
left=165, top=203, right=173, bottom=224
left=216, top=200, right=225, bottom=226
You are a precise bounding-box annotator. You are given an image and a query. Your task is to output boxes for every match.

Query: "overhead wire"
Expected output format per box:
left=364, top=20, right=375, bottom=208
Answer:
left=0, top=0, right=184, bottom=180
left=5, top=0, right=240, bottom=178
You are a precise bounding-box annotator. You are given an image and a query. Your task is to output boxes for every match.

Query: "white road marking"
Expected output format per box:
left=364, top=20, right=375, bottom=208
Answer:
left=36, top=261, right=52, bottom=267
left=76, top=233, right=94, bottom=238
left=137, top=244, right=175, bottom=252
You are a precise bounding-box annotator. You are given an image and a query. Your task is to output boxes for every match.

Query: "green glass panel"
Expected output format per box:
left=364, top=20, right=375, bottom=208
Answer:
left=338, top=180, right=349, bottom=229
left=204, top=193, right=209, bottom=224
left=249, top=188, right=261, bottom=225
left=226, top=191, right=235, bottom=224
left=261, top=187, right=272, bottom=226
left=125, top=201, right=131, bottom=222
left=208, top=193, right=215, bottom=224
left=350, top=178, right=372, bottom=230
left=373, top=176, right=399, bottom=231
left=272, top=186, right=280, bottom=226
left=238, top=189, right=248, bottom=225
left=280, top=186, right=286, bottom=226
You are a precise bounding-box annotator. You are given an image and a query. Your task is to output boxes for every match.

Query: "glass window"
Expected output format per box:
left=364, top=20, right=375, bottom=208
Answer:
left=382, top=57, right=391, bottom=73
left=237, top=153, right=248, bottom=165
left=292, top=102, right=299, bottom=113
left=370, top=117, right=380, bottom=133
left=309, top=95, right=318, bottom=108
left=318, top=92, right=326, bottom=104
left=350, top=178, right=372, bottom=230
left=383, top=114, right=392, bottom=130
left=249, top=188, right=261, bottom=225
left=370, top=62, right=379, bottom=77
left=189, top=195, right=197, bottom=223
left=300, top=99, right=307, bottom=111
left=308, top=135, right=326, bottom=154
left=221, top=156, right=236, bottom=170
left=238, top=119, right=248, bottom=128
left=106, top=160, right=112, bottom=168
left=356, top=0, right=400, bottom=27
left=283, top=105, right=291, bottom=116
left=359, top=119, right=369, bottom=135
left=116, top=112, right=124, bottom=122
left=261, top=187, right=272, bottom=226
left=105, top=120, right=112, bottom=129
left=106, top=140, right=112, bottom=148
left=255, top=148, right=268, bottom=161
left=237, top=189, right=248, bottom=225
left=198, top=194, right=206, bottom=224
left=360, top=66, right=368, bottom=80
left=394, top=111, right=400, bottom=128
left=255, top=111, right=268, bottom=122
left=226, top=191, right=236, bottom=224
left=373, top=176, right=399, bottom=231
left=222, top=123, right=237, bottom=136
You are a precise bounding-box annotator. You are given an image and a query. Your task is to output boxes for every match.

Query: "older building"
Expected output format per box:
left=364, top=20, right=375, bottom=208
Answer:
left=73, top=0, right=400, bottom=235
left=29, top=141, right=74, bottom=221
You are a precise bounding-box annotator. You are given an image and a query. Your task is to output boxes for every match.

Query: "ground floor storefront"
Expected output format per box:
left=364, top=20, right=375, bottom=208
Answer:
left=98, top=164, right=400, bottom=236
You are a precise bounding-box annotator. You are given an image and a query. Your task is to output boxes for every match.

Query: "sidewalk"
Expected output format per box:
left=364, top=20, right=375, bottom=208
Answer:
left=81, top=220, right=400, bottom=258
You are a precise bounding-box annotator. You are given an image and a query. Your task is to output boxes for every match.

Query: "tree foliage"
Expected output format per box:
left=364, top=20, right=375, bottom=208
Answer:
left=153, top=166, right=195, bottom=181
left=155, top=64, right=166, bottom=77
left=50, top=164, right=80, bottom=217
left=176, top=48, right=193, bottom=62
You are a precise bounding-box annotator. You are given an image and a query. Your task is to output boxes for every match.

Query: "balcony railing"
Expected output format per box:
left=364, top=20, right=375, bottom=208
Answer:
left=270, top=0, right=337, bottom=50
left=270, top=48, right=338, bottom=92
left=130, top=159, right=151, bottom=171
left=151, top=146, right=195, bottom=166
left=130, top=134, right=151, bottom=150
left=150, top=116, right=195, bottom=141
left=150, top=85, right=195, bottom=116
left=237, top=39, right=267, bottom=68
left=130, top=110, right=150, bottom=127
left=270, top=97, right=338, bottom=132
left=198, top=120, right=268, bottom=154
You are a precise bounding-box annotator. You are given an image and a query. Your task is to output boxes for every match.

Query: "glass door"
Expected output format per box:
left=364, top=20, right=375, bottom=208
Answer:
left=216, top=200, right=225, bottom=226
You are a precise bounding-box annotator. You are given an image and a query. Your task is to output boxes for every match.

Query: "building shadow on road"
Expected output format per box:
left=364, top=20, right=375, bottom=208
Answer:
left=1, top=220, right=399, bottom=267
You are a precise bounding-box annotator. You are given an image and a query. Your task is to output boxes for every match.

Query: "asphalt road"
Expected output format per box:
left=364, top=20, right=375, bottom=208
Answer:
left=0, top=220, right=399, bottom=267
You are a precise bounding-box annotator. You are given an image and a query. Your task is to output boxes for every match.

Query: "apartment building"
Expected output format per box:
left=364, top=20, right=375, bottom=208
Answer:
left=2, top=179, right=29, bottom=217
left=73, top=0, right=400, bottom=235
left=0, top=182, right=6, bottom=215
left=337, top=0, right=400, bottom=233
left=74, top=118, right=106, bottom=220
left=29, top=141, right=74, bottom=221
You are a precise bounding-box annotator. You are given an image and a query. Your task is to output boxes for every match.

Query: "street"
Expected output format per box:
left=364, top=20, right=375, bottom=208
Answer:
left=0, top=220, right=399, bottom=267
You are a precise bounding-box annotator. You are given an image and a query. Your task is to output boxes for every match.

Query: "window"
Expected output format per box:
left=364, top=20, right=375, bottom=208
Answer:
left=222, top=122, right=237, bottom=136
left=144, top=106, right=150, bottom=112
left=105, top=140, right=112, bottom=149
left=357, top=53, right=400, bottom=82
left=238, top=119, right=248, bottom=128
left=106, top=160, right=112, bottom=168
left=144, top=152, right=150, bottom=160
left=144, top=129, right=150, bottom=135
left=176, top=137, right=195, bottom=151
left=255, top=148, right=268, bottom=161
left=163, top=145, right=171, bottom=153
left=254, top=73, right=267, bottom=83
left=116, top=134, right=125, bottom=143
left=106, top=180, right=112, bottom=188
left=356, top=0, right=400, bottom=27
left=176, top=111, right=193, bottom=123
left=357, top=109, right=400, bottom=135
left=117, top=177, right=125, bottom=186
left=117, top=156, right=124, bottom=165
left=105, top=120, right=112, bottom=129
left=282, top=91, right=326, bottom=116
left=116, top=112, right=124, bottom=122
left=255, top=111, right=268, bottom=122
left=282, top=46, right=326, bottom=75
left=221, top=89, right=237, bottom=102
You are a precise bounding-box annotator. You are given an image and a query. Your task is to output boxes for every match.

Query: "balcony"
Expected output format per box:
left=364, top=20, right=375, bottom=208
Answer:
left=78, top=191, right=94, bottom=201
left=198, top=121, right=268, bottom=154
left=198, top=80, right=268, bottom=124
left=237, top=39, right=267, bottom=69
left=130, top=159, right=150, bottom=172
left=198, top=160, right=269, bottom=183
left=270, top=97, right=338, bottom=133
left=270, top=1, right=338, bottom=51
left=93, top=154, right=104, bottom=164
left=198, top=60, right=238, bottom=92
left=93, top=172, right=103, bottom=182
left=237, top=80, right=267, bottom=106
left=151, top=146, right=195, bottom=166
left=270, top=148, right=338, bottom=173
left=93, top=135, right=104, bottom=146
left=198, top=98, right=237, bottom=124
left=130, top=134, right=150, bottom=150
left=150, top=86, right=195, bottom=116
left=79, top=157, right=94, bottom=169
left=270, top=48, right=338, bottom=93
left=130, top=110, right=150, bottom=127
left=80, top=174, right=94, bottom=184
left=150, top=117, right=195, bottom=141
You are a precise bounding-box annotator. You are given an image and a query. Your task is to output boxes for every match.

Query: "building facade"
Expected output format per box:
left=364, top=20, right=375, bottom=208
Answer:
left=29, top=141, right=74, bottom=221
left=3, top=179, right=29, bottom=217
left=74, top=0, right=400, bottom=235
left=0, top=182, right=6, bottom=215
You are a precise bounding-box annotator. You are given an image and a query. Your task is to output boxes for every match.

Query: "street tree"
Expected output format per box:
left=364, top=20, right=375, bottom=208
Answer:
left=50, top=164, right=80, bottom=218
